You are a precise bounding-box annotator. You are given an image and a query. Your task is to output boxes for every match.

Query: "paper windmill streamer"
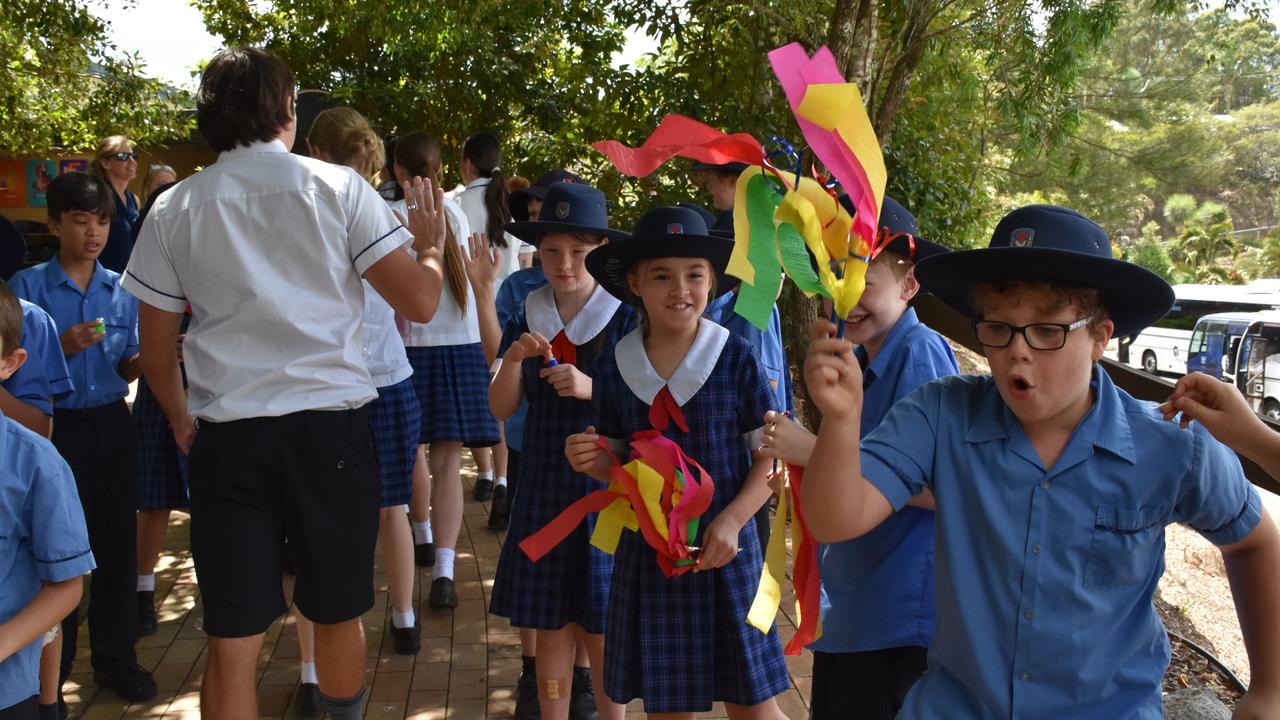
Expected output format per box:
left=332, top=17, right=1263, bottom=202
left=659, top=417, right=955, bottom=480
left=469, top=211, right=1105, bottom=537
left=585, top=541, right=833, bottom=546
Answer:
left=520, top=431, right=715, bottom=577
left=747, top=464, right=822, bottom=655
left=592, top=115, right=763, bottom=179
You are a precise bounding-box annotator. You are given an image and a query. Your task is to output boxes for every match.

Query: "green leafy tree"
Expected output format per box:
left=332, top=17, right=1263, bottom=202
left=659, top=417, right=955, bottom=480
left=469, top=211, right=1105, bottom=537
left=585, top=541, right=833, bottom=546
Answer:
left=0, top=0, right=193, bottom=152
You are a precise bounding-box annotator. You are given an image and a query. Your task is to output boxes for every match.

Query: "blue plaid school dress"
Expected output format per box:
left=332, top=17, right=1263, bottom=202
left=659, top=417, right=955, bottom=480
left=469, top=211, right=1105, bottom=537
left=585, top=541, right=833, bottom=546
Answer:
left=592, top=320, right=788, bottom=713
left=134, top=376, right=189, bottom=510
left=406, top=343, right=499, bottom=448
left=490, top=288, right=635, bottom=632
left=369, top=377, right=422, bottom=507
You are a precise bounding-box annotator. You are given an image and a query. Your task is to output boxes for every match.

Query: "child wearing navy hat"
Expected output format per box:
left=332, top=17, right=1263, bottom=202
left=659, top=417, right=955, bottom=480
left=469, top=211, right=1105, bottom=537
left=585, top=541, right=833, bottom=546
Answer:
left=759, top=195, right=958, bottom=720
left=801, top=204, right=1280, bottom=719
left=509, top=169, right=585, bottom=223
left=489, top=181, right=632, bottom=720
left=568, top=206, right=789, bottom=717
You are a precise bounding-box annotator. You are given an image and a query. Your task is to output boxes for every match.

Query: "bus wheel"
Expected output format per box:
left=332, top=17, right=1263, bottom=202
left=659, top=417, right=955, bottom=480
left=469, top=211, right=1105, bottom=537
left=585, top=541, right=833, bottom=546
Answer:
left=1264, top=400, right=1280, bottom=422
left=1142, top=351, right=1157, bottom=374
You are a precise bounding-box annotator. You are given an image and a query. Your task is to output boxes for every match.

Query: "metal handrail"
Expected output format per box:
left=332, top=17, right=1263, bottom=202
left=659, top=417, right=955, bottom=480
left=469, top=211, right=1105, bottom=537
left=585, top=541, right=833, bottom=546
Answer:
left=913, top=293, right=1280, bottom=496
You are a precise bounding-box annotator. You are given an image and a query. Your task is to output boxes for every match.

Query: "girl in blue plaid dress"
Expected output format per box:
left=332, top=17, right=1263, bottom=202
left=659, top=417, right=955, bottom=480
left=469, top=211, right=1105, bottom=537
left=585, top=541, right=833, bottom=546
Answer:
left=394, top=133, right=500, bottom=610
left=489, top=182, right=632, bottom=720
left=569, top=206, right=789, bottom=718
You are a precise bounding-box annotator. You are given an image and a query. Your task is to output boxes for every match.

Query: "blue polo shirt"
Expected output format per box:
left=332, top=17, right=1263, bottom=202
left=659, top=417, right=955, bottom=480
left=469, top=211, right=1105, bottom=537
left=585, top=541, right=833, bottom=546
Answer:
left=0, top=299, right=74, bottom=416
left=708, top=290, right=793, bottom=413
left=496, top=266, right=547, bottom=453
left=810, top=307, right=958, bottom=654
left=0, top=408, right=95, bottom=708
left=861, top=366, right=1263, bottom=719
left=9, top=258, right=139, bottom=409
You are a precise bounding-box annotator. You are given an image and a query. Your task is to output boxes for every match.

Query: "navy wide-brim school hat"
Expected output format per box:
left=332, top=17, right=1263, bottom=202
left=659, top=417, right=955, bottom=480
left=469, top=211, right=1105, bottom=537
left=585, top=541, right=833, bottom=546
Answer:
left=508, top=169, right=584, bottom=222
left=837, top=194, right=950, bottom=263
left=505, top=181, right=630, bottom=246
left=691, top=161, right=749, bottom=174
left=913, top=204, right=1175, bottom=338
left=586, top=205, right=740, bottom=307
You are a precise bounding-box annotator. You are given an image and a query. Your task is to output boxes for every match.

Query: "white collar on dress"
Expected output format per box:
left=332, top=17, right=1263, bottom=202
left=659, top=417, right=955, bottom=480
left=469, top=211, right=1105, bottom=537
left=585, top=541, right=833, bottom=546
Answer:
left=615, top=318, right=729, bottom=407
left=525, top=283, right=621, bottom=345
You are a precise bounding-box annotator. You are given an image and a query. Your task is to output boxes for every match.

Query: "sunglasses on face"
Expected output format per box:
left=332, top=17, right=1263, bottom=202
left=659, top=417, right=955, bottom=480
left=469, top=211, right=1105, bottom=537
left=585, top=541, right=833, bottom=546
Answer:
left=111, top=151, right=139, bottom=162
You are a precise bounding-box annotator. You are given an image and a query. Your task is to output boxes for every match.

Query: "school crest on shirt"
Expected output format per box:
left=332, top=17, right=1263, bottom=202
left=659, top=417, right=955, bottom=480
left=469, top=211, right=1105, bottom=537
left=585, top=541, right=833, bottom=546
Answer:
left=1010, top=227, right=1035, bottom=247
left=556, top=201, right=571, bottom=219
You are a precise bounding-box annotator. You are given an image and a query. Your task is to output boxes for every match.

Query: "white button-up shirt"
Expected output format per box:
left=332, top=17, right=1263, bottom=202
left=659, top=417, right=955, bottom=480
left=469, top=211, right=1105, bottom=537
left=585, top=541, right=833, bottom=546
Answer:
left=123, top=139, right=409, bottom=422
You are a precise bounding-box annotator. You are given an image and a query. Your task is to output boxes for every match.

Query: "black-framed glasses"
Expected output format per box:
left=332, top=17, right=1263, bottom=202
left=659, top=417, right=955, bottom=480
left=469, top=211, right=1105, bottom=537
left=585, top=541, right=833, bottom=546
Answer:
left=112, top=151, right=139, bottom=162
left=972, top=317, right=1094, bottom=351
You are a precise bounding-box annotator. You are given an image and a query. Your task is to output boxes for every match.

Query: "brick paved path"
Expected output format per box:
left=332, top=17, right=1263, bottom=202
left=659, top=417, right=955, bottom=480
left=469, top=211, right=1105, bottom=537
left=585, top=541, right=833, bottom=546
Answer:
left=62, top=463, right=812, bottom=719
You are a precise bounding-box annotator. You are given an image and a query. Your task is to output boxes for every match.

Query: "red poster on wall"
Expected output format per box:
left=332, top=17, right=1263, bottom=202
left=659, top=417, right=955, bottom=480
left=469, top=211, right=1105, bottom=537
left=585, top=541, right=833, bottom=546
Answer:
left=0, top=161, right=27, bottom=208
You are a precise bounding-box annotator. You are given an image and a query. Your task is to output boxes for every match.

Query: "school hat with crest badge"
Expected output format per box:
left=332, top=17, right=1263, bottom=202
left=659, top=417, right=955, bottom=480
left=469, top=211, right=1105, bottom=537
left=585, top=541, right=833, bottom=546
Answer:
left=913, top=204, right=1175, bottom=338
left=586, top=205, right=740, bottom=307
left=837, top=194, right=950, bottom=263
left=508, top=169, right=584, bottom=222
left=504, top=181, right=630, bottom=247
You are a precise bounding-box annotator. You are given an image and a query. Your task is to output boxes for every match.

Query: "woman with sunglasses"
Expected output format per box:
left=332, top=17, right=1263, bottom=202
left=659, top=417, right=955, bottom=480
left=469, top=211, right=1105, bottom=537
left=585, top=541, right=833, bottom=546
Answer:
left=89, top=136, right=140, bottom=273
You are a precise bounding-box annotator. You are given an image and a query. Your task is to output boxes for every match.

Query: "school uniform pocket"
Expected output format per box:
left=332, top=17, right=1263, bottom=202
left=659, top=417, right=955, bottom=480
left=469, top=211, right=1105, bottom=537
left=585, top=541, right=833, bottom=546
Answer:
left=1084, top=505, right=1165, bottom=588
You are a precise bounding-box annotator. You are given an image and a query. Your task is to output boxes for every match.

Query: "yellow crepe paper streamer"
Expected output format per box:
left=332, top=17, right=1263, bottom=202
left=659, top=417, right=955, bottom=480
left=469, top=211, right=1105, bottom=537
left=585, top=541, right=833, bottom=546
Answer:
left=747, top=471, right=791, bottom=634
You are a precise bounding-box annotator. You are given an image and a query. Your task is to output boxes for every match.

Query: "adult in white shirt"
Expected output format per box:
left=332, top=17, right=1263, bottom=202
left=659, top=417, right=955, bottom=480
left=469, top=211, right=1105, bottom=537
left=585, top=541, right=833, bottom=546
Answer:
left=123, top=47, right=447, bottom=720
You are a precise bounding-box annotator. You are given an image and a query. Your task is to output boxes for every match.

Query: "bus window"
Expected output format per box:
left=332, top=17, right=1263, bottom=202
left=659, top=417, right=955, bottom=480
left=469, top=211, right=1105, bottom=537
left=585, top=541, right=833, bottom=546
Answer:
left=1188, top=320, right=1229, bottom=378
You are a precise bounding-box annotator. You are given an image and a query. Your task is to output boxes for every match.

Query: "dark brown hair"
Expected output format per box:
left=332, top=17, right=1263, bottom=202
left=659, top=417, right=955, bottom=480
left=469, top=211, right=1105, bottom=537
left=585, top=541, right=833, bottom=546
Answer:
left=197, top=47, right=296, bottom=153
left=396, top=132, right=469, bottom=314
left=971, top=280, right=1111, bottom=338
left=47, top=172, right=113, bottom=221
left=461, top=133, right=511, bottom=248
left=0, top=282, right=22, bottom=359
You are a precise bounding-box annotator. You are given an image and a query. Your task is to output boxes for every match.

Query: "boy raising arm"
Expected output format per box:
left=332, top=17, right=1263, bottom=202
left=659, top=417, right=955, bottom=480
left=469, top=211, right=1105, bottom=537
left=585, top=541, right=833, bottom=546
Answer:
left=803, top=204, right=1280, bottom=719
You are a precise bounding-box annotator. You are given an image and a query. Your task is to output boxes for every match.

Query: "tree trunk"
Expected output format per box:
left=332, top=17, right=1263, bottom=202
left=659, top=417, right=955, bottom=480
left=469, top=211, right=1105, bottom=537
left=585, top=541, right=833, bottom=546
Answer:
left=872, top=1, right=932, bottom=138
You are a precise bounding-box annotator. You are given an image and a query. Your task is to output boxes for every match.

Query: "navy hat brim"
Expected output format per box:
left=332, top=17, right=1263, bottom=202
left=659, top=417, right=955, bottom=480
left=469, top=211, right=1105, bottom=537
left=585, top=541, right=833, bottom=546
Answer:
left=880, top=235, right=950, bottom=263
left=586, top=234, right=740, bottom=307
left=505, top=220, right=630, bottom=247
left=691, top=161, right=749, bottom=174
left=914, top=247, right=1175, bottom=338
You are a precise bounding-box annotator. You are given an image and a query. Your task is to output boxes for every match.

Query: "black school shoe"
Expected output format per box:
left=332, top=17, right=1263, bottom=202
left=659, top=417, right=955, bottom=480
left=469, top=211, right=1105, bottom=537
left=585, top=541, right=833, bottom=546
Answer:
left=570, top=666, right=598, bottom=720
left=473, top=477, right=494, bottom=502
left=295, top=682, right=323, bottom=719
left=137, top=591, right=157, bottom=637
left=392, top=620, right=422, bottom=655
left=428, top=577, right=457, bottom=609
left=487, top=484, right=510, bottom=531
left=93, top=664, right=158, bottom=702
left=515, top=666, right=541, bottom=720
left=414, top=541, right=435, bottom=567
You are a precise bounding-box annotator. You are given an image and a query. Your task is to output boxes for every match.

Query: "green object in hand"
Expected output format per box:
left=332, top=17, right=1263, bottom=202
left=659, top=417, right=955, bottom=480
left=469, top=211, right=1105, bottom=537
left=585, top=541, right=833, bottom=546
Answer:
left=94, top=318, right=105, bottom=334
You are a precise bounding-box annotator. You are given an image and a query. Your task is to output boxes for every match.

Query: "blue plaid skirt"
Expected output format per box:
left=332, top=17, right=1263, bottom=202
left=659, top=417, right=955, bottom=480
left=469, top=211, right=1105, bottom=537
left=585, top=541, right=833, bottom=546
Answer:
left=133, top=377, right=189, bottom=510
left=370, top=377, right=421, bottom=507
left=406, top=344, right=499, bottom=448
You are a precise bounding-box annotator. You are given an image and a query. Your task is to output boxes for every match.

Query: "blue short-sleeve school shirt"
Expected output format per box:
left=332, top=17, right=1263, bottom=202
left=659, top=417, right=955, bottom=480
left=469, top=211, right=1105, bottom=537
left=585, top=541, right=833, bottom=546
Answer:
left=9, top=259, right=138, bottom=409
left=0, top=299, right=74, bottom=416
left=707, top=290, right=793, bottom=413
left=860, top=366, right=1262, bottom=719
left=810, top=307, right=958, bottom=654
left=0, top=410, right=95, bottom=708
left=495, top=267, right=549, bottom=454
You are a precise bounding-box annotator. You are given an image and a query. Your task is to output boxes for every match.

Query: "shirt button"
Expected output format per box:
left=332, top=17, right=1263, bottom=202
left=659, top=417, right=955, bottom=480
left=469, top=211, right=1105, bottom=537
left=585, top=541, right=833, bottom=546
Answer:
left=337, top=460, right=345, bottom=469
left=1024, top=610, right=1034, bottom=620
left=1032, top=544, right=1041, bottom=555
left=1040, top=480, right=1051, bottom=490
left=1021, top=671, right=1031, bottom=681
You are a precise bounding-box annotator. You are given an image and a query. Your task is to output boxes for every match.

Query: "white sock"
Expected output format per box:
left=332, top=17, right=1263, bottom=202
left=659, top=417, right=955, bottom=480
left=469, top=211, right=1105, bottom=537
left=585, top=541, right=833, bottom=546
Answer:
left=300, top=661, right=318, bottom=685
left=478, top=470, right=494, bottom=481
left=392, top=608, right=416, bottom=629
left=435, top=548, right=455, bottom=580
left=137, top=574, right=155, bottom=592
left=412, top=520, right=433, bottom=545
left=495, top=476, right=507, bottom=488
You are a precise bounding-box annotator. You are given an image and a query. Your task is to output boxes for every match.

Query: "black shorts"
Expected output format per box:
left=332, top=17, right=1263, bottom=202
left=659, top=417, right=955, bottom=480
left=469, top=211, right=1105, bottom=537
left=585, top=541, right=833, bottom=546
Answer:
left=187, top=407, right=380, bottom=638
left=809, top=645, right=928, bottom=720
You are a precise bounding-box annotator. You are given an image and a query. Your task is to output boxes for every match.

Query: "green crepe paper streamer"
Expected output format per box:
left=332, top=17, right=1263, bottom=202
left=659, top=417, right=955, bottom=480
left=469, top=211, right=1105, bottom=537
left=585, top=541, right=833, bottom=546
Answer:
left=734, top=174, right=785, bottom=331
left=776, top=221, right=831, bottom=298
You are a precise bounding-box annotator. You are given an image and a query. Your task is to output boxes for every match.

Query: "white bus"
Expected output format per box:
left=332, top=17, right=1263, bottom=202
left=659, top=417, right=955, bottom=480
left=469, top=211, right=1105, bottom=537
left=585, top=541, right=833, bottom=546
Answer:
left=1118, top=280, right=1280, bottom=375
left=1187, top=310, right=1280, bottom=420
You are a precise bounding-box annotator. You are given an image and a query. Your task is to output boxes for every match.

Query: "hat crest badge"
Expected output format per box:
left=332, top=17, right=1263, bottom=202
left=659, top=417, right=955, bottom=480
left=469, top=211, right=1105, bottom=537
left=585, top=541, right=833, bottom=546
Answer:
left=555, top=201, right=571, bottom=219
left=1011, top=228, right=1035, bottom=247
left=667, top=223, right=685, bottom=234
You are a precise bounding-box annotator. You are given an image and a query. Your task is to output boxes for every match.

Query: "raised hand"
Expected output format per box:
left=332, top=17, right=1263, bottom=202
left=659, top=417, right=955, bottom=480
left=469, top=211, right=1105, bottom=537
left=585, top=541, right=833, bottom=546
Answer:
left=464, top=232, right=500, bottom=289
left=395, top=176, right=447, bottom=254
left=803, top=320, right=863, bottom=420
